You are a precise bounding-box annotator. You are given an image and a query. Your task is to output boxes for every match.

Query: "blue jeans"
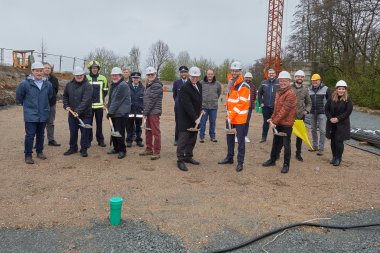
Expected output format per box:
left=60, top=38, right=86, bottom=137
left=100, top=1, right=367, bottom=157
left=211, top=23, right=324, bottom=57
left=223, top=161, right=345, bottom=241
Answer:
left=244, top=108, right=253, bottom=137
left=199, top=109, right=217, bottom=140
left=68, top=116, right=91, bottom=151
left=24, top=122, right=46, bottom=157
left=310, top=113, right=327, bottom=151
left=261, top=106, right=274, bottom=139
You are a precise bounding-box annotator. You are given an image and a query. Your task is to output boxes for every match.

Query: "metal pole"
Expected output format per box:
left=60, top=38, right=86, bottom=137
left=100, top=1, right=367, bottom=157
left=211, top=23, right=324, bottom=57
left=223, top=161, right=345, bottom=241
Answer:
left=73, top=57, right=76, bottom=71
left=0, top=48, right=4, bottom=65
left=59, top=55, right=62, bottom=72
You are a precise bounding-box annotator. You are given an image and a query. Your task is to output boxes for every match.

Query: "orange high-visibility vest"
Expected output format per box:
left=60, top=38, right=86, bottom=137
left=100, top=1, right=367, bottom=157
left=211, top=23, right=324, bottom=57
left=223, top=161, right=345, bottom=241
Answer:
left=227, top=75, right=251, bottom=124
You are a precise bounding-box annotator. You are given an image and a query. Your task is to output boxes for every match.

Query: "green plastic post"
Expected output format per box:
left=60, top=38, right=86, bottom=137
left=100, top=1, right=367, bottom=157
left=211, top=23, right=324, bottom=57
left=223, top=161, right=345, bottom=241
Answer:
left=110, top=197, right=123, bottom=226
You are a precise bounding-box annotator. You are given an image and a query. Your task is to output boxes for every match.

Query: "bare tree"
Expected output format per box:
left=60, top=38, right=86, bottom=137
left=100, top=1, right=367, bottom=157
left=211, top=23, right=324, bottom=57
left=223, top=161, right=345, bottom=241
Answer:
left=87, top=47, right=128, bottom=76
left=129, top=46, right=141, bottom=72
left=176, top=51, right=191, bottom=68
left=191, top=57, right=216, bottom=78
left=146, top=40, right=173, bottom=73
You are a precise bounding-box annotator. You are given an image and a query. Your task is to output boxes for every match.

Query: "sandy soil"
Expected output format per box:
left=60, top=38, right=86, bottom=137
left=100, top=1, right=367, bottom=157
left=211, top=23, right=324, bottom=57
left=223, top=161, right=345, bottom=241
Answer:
left=0, top=92, right=379, bottom=247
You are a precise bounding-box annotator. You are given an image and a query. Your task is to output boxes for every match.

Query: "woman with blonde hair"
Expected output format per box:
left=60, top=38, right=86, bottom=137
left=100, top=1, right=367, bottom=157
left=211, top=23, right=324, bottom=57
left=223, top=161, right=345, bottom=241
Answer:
left=325, top=80, right=353, bottom=166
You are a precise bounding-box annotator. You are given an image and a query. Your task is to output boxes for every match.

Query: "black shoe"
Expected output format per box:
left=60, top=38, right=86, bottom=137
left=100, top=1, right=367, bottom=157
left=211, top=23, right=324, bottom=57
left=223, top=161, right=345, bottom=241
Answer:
left=262, top=159, right=276, bottom=167
left=177, top=161, right=188, bottom=171
left=236, top=164, right=243, bottom=172
left=48, top=140, right=61, bottom=147
left=281, top=164, right=289, bottom=173
left=259, top=138, right=266, bottom=143
left=118, top=152, right=126, bottom=159
left=330, top=157, right=337, bottom=164
left=25, top=156, right=34, bottom=164
left=333, top=158, right=341, bottom=166
left=98, top=141, right=106, bottom=147
left=64, top=149, right=77, bottom=156
left=37, top=153, right=47, bottom=160
left=295, top=154, right=303, bottom=162
left=80, top=149, right=88, bottom=157
left=211, top=138, right=218, bottom=142
left=107, top=149, right=118, bottom=155
left=218, top=157, right=234, bottom=164
left=184, top=158, right=200, bottom=165
left=126, top=142, right=132, bottom=148
left=200, top=139, right=205, bottom=143
left=136, top=142, right=144, bottom=147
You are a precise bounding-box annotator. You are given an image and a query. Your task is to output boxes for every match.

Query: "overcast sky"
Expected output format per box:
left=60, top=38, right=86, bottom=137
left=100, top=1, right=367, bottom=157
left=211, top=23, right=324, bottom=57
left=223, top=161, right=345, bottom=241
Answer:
left=1, top=0, right=298, bottom=70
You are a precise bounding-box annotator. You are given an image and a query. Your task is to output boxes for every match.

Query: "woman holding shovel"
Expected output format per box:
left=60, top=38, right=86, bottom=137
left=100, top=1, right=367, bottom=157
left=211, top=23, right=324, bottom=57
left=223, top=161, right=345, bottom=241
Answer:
left=106, top=67, right=131, bottom=159
left=63, top=66, right=93, bottom=157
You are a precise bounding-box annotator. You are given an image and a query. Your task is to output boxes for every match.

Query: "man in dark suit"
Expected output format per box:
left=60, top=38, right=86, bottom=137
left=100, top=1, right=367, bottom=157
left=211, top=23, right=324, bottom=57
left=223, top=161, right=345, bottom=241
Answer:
left=176, top=66, right=202, bottom=172
left=172, top=66, right=189, bottom=146
left=126, top=72, right=144, bottom=147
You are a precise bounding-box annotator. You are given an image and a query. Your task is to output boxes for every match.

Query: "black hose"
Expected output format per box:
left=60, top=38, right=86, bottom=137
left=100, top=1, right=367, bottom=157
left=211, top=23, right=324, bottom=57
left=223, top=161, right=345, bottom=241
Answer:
left=208, top=222, right=380, bottom=253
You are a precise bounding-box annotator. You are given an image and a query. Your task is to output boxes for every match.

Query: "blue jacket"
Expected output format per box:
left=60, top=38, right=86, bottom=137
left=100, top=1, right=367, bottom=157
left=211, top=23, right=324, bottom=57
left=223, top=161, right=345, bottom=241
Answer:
left=172, top=79, right=187, bottom=107
left=16, top=76, right=53, bottom=122
left=129, top=82, right=144, bottom=114
left=258, top=78, right=279, bottom=108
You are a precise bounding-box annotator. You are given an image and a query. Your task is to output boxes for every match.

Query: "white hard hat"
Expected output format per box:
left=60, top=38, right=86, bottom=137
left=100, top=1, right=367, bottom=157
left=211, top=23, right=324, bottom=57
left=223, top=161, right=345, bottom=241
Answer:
left=189, top=66, right=201, bottom=77
left=244, top=72, right=253, bottom=78
left=31, top=62, right=44, bottom=70
left=72, top=66, right=85, bottom=76
left=294, top=70, right=305, bottom=77
left=336, top=80, right=348, bottom=88
left=146, top=66, right=157, bottom=75
left=230, top=61, right=242, bottom=70
left=111, top=67, right=122, bottom=75
left=278, top=71, right=291, bottom=79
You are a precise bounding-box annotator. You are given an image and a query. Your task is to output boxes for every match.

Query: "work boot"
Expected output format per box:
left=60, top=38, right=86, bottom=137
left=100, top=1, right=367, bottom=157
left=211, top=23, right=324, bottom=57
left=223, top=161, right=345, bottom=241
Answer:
left=139, top=150, right=153, bottom=156
left=98, top=140, right=106, bottom=147
left=259, top=138, right=266, bottom=143
left=48, top=140, right=61, bottom=147
left=37, top=153, right=47, bottom=160
left=218, top=157, right=234, bottom=164
left=262, top=159, right=276, bottom=167
left=136, top=141, right=144, bottom=147
left=330, top=157, right=337, bottom=164
left=236, top=164, right=243, bottom=172
left=200, top=139, right=205, bottom=143
left=25, top=156, right=34, bottom=164
left=317, top=150, right=324, bottom=156
left=118, top=152, right=126, bottom=159
left=281, top=164, right=289, bottom=173
left=80, top=149, right=88, bottom=157
left=151, top=154, right=160, bottom=160
left=126, top=142, right=132, bottom=148
left=64, top=149, right=77, bottom=156
left=177, top=161, right=188, bottom=171
left=308, top=146, right=317, bottom=152
left=333, top=158, right=341, bottom=167
left=295, top=154, right=303, bottom=162
left=184, top=158, right=200, bottom=165
left=107, top=149, right=118, bottom=155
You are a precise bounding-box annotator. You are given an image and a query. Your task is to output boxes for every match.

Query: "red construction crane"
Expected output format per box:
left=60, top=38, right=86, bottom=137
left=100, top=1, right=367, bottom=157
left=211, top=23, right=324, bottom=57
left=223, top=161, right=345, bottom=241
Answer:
left=264, top=0, right=284, bottom=78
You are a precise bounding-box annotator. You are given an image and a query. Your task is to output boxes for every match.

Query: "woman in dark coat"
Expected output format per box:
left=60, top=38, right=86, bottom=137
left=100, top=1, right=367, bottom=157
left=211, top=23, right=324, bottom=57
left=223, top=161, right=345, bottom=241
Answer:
left=325, top=80, right=353, bottom=166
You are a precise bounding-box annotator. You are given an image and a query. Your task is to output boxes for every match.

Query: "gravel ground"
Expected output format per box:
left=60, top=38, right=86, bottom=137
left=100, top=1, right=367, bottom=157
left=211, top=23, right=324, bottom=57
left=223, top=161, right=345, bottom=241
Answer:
left=350, top=111, right=380, bottom=131
left=0, top=210, right=379, bottom=253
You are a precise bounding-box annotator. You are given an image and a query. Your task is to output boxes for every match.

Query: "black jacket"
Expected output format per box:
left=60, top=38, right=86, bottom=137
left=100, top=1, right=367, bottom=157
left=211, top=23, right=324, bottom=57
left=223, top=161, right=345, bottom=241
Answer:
left=48, top=74, right=59, bottom=106
left=177, top=80, right=202, bottom=132
left=129, top=82, right=144, bottom=114
left=309, top=84, right=330, bottom=115
left=108, top=79, right=131, bottom=118
left=173, top=78, right=187, bottom=107
left=63, top=77, right=93, bottom=118
left=325, top=97, right=353, bottom=141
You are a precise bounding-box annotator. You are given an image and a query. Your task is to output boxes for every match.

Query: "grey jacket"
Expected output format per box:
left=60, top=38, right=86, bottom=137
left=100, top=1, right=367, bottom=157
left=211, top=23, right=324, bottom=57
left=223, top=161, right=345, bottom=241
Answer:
left=201, top=78, right=221, bottom=109
left=291, top=83, right=312, bottom=119
left=143, top=78, right=163, bottom=116
left=108, top=79, right=131, bottom=118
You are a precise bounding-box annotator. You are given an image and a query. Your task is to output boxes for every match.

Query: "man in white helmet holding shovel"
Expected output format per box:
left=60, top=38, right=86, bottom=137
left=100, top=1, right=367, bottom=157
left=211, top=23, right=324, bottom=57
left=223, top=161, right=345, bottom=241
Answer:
left=176, top=66, right=203, bottom=172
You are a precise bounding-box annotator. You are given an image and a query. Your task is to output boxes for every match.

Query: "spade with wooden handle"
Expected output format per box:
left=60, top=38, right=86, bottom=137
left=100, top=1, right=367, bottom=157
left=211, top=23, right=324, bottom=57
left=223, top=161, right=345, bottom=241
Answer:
left=273, top=127, right=287, bottom=137
left=66, top=108, right=92, bottom=128
left=225, top=117, right=237, bottom=135
left=187, top=111, right=204, bottom=132
left=104, top=108, right=122, bottom=137
left=142, top=117, right=151, bottom=131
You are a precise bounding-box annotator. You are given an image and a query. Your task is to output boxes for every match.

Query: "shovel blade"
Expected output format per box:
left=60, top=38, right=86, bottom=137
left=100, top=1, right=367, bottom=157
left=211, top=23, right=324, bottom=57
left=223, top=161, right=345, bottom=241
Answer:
left=225, top=129, right=237, bottom=135
left=187, top=128, right=199, bottom=132
left=111, top=131, right=122, bottom=137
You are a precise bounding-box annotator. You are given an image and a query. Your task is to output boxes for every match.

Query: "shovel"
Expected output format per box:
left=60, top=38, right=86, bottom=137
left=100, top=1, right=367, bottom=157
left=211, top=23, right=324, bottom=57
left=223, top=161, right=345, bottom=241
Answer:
left=142, top=117, right=151, bottom=131
left=225, top=118, right=237, bottom=135
left=66, top=108, right=93, bottom=129
left=274, top=127, right=287, bottom=137
left=104, top=108, right=122, bottom=137
left=187, top=112, right=204, bottom=132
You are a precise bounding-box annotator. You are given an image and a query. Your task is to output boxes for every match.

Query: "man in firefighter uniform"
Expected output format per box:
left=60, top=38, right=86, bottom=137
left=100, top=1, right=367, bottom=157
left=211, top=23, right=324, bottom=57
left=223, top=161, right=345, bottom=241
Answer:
left=126, top=72, right=144, bottom=147
left=87, top=60, right=108, bottom=147
left=218, top=61, right=250, bottom=172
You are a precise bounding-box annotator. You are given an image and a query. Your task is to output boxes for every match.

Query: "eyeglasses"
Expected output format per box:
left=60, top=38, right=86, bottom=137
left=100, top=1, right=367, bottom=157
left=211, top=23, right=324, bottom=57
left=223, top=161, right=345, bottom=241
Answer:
left=146, top=74, right=155, bottom=77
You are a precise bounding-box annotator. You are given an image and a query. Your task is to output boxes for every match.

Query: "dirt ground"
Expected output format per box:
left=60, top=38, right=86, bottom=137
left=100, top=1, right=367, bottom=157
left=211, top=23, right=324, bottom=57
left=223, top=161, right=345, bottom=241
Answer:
left=0, top=92, right=379, bottom=249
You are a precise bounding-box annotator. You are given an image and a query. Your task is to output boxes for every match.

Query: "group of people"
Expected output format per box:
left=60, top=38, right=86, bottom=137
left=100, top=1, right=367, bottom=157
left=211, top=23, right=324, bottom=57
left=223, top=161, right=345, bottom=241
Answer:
left=16, top=59, right=353, bottom=171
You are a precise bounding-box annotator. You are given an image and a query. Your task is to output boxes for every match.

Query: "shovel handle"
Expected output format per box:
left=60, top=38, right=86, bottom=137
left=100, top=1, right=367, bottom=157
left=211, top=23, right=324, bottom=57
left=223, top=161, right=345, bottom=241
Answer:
left=66, top=108, right=78, bottom=117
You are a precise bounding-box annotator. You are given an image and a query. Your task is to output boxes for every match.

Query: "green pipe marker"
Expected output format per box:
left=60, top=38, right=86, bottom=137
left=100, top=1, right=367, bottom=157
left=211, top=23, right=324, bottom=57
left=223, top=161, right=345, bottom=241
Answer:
left=110, top=197, right=123, bottom=226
